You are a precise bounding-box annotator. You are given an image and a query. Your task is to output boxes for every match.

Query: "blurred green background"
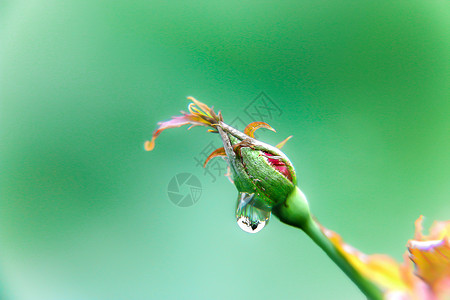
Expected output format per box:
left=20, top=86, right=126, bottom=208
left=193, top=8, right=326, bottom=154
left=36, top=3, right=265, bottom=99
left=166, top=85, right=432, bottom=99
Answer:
left=0, top=1, right=449, bottom=299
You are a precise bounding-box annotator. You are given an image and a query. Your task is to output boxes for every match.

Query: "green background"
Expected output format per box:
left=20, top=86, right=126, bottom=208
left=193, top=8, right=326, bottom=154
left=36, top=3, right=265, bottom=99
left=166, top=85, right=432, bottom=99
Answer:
left=1, top=1, right=449, bottom=299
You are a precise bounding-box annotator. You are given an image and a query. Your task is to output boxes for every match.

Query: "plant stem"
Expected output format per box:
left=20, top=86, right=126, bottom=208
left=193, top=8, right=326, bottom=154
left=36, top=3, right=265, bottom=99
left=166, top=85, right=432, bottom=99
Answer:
left=273, top=187, right=383, bottom=300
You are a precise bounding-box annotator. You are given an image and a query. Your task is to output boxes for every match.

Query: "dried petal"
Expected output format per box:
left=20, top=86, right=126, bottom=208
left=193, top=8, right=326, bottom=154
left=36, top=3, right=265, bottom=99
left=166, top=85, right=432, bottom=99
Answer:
left=187, top=96, right=215, bottom=119
left=145, top=114, right=209, bottom=151
left=145, top=98, right=219, bottom=151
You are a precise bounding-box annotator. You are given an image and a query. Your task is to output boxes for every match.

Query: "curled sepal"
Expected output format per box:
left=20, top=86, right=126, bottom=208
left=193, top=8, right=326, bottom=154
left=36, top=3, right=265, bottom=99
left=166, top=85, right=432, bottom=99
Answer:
left=203, top=140, right=252, bottom=168
left=203, top=147, right=227, bottom=168
left=145, top=97, right=220, bottom=151
left=235, top=192, right=271, bottom=234
left=276, top=135, right=293, bottom=149
left=244, top=122, right=276, bottom=138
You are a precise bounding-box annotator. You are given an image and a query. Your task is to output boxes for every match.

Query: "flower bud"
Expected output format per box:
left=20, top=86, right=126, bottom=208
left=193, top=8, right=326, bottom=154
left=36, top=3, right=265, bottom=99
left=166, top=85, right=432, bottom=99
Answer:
left=215, top=122, right=297, bottom=233
left=145, top=97, right=299, bottom=233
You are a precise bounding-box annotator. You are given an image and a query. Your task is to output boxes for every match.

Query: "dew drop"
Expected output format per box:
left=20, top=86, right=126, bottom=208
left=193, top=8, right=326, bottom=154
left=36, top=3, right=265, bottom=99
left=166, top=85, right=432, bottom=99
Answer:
left=235, top=192, right=271, bottom=233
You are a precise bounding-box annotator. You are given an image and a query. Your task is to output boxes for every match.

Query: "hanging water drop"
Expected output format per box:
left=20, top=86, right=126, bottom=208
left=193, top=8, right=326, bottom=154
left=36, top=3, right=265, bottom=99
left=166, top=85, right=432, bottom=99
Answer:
left=236, top=215, right=267, bottom=233
left=235, top=192, right=271, bottom=233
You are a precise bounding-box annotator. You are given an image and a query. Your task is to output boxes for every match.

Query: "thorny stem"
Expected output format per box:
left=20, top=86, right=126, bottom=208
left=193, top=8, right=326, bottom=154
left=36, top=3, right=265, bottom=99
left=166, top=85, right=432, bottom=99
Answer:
left=273, top=187, right=383, bottom=300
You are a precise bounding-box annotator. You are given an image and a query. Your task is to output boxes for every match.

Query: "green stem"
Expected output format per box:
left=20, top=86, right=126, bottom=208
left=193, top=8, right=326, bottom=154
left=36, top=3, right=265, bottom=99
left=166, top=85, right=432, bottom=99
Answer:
left=272, top=187, right=383, bottom=300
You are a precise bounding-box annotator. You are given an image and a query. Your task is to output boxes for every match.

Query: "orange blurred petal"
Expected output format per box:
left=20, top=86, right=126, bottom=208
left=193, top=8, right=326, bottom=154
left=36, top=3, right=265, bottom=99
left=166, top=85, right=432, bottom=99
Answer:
left=320, top=226, right=415, bottom=296
left=408, top=217, right=450, bottom=297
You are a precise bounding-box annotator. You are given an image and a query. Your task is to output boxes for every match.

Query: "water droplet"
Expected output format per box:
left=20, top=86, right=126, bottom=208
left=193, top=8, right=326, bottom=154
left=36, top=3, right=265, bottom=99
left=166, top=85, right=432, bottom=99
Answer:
left=235, top=192, right=271, bottom=233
